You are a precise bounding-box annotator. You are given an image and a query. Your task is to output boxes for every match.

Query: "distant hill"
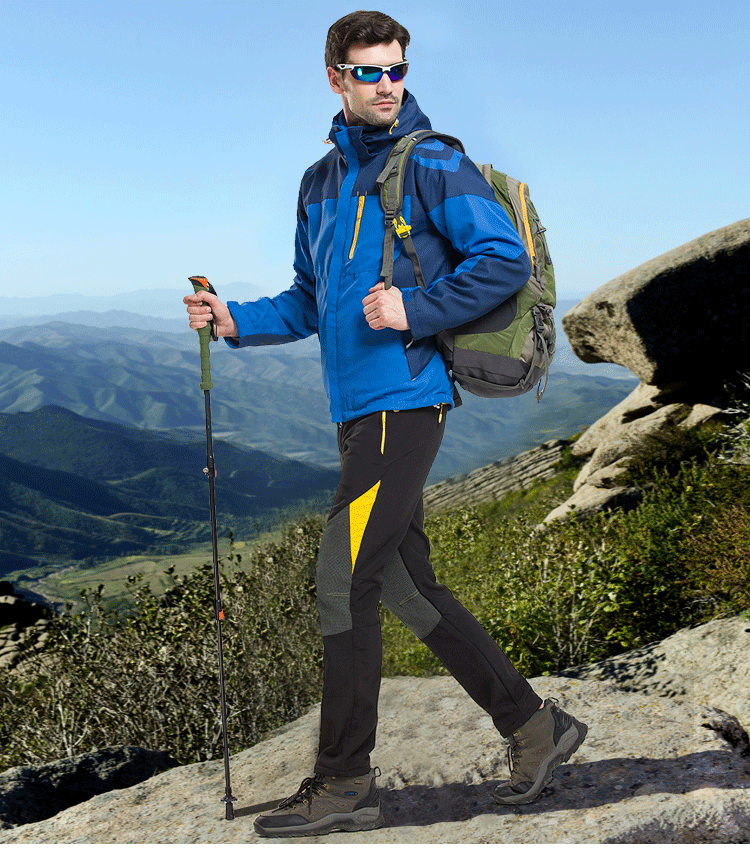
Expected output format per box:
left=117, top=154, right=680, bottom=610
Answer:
left=0, top=312, right=636, bottom=480
left=0, top=284, right=265, bottom=320
left=0, top=406, right=339, bottom=575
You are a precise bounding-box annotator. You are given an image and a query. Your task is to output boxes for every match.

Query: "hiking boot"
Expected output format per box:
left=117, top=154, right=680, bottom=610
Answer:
left=494, top=698, right=588, bottom=805
left=254, top=768, right=385, bottom=838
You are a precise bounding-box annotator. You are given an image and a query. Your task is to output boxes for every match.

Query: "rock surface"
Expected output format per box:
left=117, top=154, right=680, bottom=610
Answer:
left=0, top=585, right=50, bottom=672
left=0, top=747, right=180, bottom=829
left=561, top=219, right=750, bottom=385
left=423, top=439, right=566, bottom=514
left=1, top=617, right=748, bottom=844
left=543, top=381, right=728, bottom=524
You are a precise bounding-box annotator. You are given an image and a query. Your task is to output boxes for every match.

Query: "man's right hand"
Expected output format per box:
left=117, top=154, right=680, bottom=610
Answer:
left=183, top=291, right=239, bottom=339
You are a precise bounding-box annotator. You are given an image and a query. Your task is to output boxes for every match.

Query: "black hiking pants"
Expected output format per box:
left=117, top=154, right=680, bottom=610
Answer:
left=314, top=406, right=542, bottom=777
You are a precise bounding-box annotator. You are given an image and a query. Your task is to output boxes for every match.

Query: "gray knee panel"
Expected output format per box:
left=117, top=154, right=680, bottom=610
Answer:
left=316, top=508, right=353, bottom=637
left=380, top=554, right=441, bottom=640
left=316, top=509, right=442, bottom=641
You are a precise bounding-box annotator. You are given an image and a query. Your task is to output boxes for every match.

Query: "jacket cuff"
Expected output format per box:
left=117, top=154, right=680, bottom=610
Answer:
left=401, top=287, right=429, bottom=341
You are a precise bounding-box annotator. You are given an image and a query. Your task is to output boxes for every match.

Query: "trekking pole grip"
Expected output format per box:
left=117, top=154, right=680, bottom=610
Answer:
left=188, top=275, right=216, bottom=391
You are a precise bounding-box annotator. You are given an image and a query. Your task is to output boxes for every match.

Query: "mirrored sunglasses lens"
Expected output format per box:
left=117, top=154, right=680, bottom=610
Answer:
left=350, top=63, right=408, bottom=82
left=351, top=66, right=383, bottom=82
left=387, top=62, right=408, bottom=82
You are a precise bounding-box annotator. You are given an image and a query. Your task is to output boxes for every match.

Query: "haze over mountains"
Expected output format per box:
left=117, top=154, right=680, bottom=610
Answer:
left=1, top=290, right=636, bottom=478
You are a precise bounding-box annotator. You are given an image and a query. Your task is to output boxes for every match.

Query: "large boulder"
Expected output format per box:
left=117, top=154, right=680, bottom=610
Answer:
left=562, top=219, right=750, bottom=385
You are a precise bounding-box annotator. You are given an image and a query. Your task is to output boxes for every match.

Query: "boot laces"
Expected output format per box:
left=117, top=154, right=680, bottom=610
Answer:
left=506, top=698, right=558, bottom=779
left=506, top=735, right=524, bottom=779
left=278, top=774, right=328, bottom=810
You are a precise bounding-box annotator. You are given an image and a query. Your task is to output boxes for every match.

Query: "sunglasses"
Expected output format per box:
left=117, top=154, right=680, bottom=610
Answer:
left=336, top=61, right=409, bottom=83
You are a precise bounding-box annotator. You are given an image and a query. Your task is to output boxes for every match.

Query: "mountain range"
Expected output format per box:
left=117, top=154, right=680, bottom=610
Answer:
left=0, top=296, right=636, bottom=478
left=0, top=291, right=637, bottom=578
left=0, top=405, right=339, bottom=576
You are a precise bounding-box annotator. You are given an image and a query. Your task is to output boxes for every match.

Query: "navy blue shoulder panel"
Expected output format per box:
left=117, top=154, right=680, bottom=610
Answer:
left=405, top=139, right=496, bottom=207
left=299, top=149, right=347, bottom=211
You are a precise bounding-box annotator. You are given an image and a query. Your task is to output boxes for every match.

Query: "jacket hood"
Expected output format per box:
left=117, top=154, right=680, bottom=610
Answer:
left=328, top=91, right=432, bottom=159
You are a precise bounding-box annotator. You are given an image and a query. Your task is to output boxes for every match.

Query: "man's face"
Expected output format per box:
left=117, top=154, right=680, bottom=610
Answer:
left=327, top=40, right=406, bottom=128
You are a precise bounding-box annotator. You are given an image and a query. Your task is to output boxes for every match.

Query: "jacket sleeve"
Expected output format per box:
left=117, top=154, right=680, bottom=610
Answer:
left=399, top=144, right=531, bottom=341
left=224, top=190, right=318, bottom=349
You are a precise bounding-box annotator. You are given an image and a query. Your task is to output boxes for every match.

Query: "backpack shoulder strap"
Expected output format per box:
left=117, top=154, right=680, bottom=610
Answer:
left=377, top=131, right=465, bottom=290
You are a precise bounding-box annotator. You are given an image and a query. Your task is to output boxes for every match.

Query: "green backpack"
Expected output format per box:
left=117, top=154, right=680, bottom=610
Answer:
left=376, top=130, right=555, bottom=402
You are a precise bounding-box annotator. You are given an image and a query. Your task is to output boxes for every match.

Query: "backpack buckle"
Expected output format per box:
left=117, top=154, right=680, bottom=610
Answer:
left=395, top=216, right=411, bottom=238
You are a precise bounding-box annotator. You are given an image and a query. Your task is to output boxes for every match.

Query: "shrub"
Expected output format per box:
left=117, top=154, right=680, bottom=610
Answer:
left=0, top=521, right=324, bottom=770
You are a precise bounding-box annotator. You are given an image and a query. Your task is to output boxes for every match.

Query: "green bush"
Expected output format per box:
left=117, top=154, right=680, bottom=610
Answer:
left=0, top=521, right=325, bottom=771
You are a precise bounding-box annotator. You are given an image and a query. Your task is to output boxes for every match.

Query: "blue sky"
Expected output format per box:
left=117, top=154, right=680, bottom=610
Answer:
left=3, top=0, right=748, bottom=306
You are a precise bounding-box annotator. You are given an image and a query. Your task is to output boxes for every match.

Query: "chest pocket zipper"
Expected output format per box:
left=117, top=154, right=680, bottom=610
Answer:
left=349, top=194, right=366, bottom=260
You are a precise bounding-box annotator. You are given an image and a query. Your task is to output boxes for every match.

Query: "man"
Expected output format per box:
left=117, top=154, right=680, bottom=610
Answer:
left=185, top=10, right=588, bottom=839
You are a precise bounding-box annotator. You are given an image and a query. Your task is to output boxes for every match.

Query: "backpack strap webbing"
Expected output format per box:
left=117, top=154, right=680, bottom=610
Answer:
left=376, top=130, right=465, bottom=290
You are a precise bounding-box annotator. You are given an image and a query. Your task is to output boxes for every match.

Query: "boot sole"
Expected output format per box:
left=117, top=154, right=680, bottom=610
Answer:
left=494, top=718, right=588, bottom=806
left=254, top=806, right=385, bottom=838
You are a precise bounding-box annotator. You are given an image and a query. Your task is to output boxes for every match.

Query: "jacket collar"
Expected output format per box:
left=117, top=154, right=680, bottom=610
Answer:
left=328, top=92, right=432, bottom=160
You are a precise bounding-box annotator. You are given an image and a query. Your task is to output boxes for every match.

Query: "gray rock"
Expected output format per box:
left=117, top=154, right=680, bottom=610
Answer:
left=1, top=618, right=748, bottom=844
left=423, top=439, right=566, bottom=514
left=0, top=620, right=49, bottom=672
left=0, top=595, right=47, bottom=628
left=562, top=219, right=750, bottom=385
left=573, top=458, right=631, bottom=492
left=561, top=615, right=750, bottom=732
left=0, top=746, right=180, bottom=829
left=0, top=589, right=51, bottom=673
left=543, top=483, right=643, bottom=524
left=553, top=380, right=728, bottom=525
left=572, top=382, right=674, bottom=457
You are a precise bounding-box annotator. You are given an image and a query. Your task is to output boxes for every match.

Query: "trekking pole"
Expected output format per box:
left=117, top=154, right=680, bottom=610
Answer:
left=188, top=275, right=236, bottom=821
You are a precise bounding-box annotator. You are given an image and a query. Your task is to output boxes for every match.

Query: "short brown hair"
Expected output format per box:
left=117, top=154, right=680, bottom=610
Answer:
left=325, top=10, right=410, bottom=68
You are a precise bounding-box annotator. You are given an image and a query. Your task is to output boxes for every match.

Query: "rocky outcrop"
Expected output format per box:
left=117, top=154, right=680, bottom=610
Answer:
left=422, top=223, right=748, bottom=525
left=0, top=584, right=50, bottom=672
left=561, top=615, right=750, bottom=734
left=561, top=219, right=750, bottom=386
left=0, top=747, right=180, bottom=830
left=1, top=616, right=748, bottom=844
left=423, top=439, right=566, bottom=514
left=545, top=221, right=747, bottom=523
left=542, top=382, right=727, bottom=523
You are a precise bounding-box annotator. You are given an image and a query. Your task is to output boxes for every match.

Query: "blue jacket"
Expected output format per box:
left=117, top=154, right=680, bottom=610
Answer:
left=226, top=93, right=531, bottom=424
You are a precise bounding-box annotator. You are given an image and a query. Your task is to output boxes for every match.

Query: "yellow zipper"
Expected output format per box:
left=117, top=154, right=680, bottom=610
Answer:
left=381, top=411, right=387, bottom=454
left=518, top=182, right=535, bottom=268
left=349, top=194, right=366, bottom=259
